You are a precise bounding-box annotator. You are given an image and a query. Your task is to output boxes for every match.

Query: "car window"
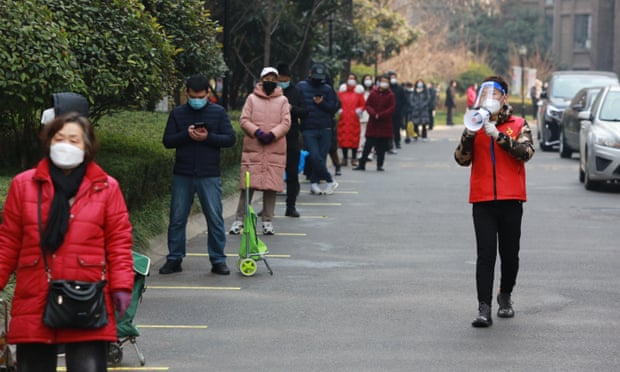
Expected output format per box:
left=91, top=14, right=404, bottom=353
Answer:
left=586, top=89, right=601, bottom=108
left=551, top=75, right=618, bottom=99
left=599, top=91, right=620, bottom=121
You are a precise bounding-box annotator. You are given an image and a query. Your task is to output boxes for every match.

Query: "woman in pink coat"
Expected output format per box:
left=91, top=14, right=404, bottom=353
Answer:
left=0, top=114, right=134, bottom=372
left=337, top=73, right=365, bottom=167
left=229, top=67, right=291, bottom=235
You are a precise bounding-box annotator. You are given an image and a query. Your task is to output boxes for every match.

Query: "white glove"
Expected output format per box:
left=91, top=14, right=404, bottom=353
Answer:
left=484, top=121, right=499, bottom=139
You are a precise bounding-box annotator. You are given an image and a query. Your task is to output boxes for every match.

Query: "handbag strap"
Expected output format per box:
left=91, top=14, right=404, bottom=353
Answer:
left=38, top=184, right=53, bottom=282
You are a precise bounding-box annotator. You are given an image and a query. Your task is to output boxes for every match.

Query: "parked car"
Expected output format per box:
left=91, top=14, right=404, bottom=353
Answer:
left=537, top=70, right=619, bottom=151
left=558, top=86, right=603, bottom=158
left=578, top=85, right=620, bottom=190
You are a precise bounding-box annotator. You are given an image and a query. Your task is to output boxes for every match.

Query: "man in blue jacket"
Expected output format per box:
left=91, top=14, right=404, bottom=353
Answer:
left=160, top=75, right=236, bottom=275
left=297, top=63, right=339, bottom=195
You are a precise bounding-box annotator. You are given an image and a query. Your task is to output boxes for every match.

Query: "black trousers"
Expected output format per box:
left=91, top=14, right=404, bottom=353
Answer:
left=359, top=137, right=390, bottom=169
left=17, top=341, right=108, bottom=372
left=286, top=139, right=300, bottom=208
left=472, top=200, right=523, bottom=305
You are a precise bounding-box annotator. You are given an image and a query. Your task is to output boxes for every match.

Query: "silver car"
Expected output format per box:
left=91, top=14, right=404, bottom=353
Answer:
left=578, top=85, right=620, bottom=190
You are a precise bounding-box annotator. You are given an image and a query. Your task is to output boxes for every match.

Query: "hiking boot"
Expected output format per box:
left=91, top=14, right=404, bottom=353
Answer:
left=310, top=183, right=322, bottom=195
left=285, top=207, right=300, bottom=217
left=159, top=259, right=182, bottom=275
left=211, top=262, right=230, bottom=275
left=262, top=221, right=275, bottom=235
left=324, top=181, right=339, bottom=195
left=497, top=293, right=515, bottom=318
left=229, top=220, right=243, bottom=235
left=472, top=302, right=493, bottom=328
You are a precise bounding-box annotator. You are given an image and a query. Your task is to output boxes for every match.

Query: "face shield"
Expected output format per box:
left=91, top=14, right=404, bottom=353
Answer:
left=473, top=81, right=507, bottom=115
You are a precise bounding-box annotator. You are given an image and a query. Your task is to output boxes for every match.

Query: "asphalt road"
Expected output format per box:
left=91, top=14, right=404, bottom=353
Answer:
left=125, top=123, right=620, bottom=372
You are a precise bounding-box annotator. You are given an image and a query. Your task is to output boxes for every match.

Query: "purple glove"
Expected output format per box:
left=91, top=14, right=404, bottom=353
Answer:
left=255, top=129, right=275, bottom=144
left=113, top=290, right=132, bottom=319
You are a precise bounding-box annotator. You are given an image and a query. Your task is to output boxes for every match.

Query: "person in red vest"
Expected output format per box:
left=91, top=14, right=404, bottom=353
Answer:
left=454, top=76, right=535, bottom=328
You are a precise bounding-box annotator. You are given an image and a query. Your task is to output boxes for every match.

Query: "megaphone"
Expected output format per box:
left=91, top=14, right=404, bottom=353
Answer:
left=463, top=108, right=491, bottom=132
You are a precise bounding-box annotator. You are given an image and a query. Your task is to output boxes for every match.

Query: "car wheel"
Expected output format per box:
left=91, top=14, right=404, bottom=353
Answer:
left=539, top=124, right=553, bottom=151
left=559, top=130, right=571, bottom=158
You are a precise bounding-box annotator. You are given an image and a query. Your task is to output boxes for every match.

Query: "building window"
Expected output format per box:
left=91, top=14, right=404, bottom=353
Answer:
left=574, top=14, right=591, bottom=50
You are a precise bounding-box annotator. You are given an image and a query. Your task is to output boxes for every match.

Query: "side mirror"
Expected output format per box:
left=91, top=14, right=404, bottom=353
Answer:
left=577, top=111, right=591, bottom=121
left=571, top=103, right=584, bottom=112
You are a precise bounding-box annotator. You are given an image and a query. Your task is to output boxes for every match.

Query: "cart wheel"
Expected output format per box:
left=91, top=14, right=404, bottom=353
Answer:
left=108, top=342, right=123, bottom=366
left=239, top=258, right=257, bottom=276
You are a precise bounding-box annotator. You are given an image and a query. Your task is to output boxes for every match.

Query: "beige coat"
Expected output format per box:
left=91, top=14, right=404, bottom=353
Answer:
left=239, top=83, right=291, bottom=191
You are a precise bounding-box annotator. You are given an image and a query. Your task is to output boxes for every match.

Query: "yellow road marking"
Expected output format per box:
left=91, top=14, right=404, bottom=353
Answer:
left=277, top=202, right=341, bottom=206
left=137, top=324, right=208, bottom=329
left=187, top=253, right=291, bottom=258
left=148, top=286, right=240, bottom=291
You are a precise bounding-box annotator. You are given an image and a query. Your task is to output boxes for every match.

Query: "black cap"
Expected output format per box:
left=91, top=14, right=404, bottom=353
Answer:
left=53, top=92, right=89, bottom=117
left=277, top=63, right=291, bottom=77
left=310, top=63, right=327, bottom=80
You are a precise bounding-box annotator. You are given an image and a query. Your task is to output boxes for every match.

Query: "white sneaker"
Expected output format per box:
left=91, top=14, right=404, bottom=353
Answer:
left=310, top=183, right=322, bottom=195
left=262, top=221, right=275, bottom=235
left=229, top=220, right=243, bottom=235
left=324, top=181, right=339, bottom=195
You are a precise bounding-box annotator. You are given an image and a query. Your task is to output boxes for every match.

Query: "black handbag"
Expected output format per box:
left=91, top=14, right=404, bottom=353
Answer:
left=38, top=186, right=108, bottom=329
left=43, top=280, right=108, bottom=329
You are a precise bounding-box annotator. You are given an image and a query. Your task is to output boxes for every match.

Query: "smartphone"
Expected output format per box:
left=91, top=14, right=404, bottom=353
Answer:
left=193, top=122, right=206, bottom=129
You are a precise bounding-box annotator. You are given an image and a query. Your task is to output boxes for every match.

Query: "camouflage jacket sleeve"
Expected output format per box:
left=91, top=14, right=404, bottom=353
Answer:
left=454, top=129, right=477, bottom=166
left=496, top=120, right=535, bottom=162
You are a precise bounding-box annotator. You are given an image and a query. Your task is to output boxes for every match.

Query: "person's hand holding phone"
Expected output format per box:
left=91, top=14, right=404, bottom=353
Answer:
left=189, top=122, right=208, bottom=141
left=313, top=95, right=323, bottom=104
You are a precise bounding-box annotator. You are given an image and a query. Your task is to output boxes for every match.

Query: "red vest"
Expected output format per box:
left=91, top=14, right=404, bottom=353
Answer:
left=469, top=116, right=527, bottom=203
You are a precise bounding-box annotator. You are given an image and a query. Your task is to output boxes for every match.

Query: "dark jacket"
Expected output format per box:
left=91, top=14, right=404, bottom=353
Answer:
left=409, top=89, right=431, bottom=124
left=282, top=82, right=308, bottom=142
left=390, top=83, right=407, bottom=127
left=296, top=78, right=339, bottom=131
left=163, top=102, right=236, bottom=177
left=365, top=87, right=396, bottom=138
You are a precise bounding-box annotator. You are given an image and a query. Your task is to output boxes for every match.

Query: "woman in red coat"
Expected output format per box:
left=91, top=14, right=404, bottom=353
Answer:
left=337, top=73, right=365, bottom=167
left=353, top=75, right=396, bottom=171
left=0, top=114, right=134, bottom=372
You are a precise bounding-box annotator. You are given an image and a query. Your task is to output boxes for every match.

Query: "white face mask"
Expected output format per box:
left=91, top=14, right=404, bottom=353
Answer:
left=50, top=142, right=85, bottom=170
left=347, top=79, right=357, bottom=87
left=379, top=82, right=390, bottom=89
left=364, top=79, right=373, bottom=87
left=390, top=78, right=398, bottom=85
left=482, top=98, right=501, bottom=114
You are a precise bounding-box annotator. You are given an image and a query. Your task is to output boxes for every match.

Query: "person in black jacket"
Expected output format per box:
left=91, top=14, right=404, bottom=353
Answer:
left=277, top=63, right=308, bottom=217
left=387, top=71, right=407, bottom=151
left=159, top=75, right=236, bottom=275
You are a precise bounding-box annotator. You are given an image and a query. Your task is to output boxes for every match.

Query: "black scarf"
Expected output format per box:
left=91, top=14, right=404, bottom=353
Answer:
left=42, top=162, right=87, bottom=252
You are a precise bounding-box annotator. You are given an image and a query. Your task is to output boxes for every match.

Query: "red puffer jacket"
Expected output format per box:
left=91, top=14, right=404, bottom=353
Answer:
left=0, top=159, right=134, bottom=344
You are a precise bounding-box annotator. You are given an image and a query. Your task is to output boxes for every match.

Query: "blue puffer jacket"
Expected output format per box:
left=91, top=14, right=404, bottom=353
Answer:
left=296, top=78, right=339, bottom=131
left=163, top=102, right=236, bottom=177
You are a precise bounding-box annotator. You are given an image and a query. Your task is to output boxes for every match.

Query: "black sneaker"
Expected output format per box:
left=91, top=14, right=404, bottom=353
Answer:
left=352, top=166, right=365, bottom=171
left=211, top=262, right=230, bottom=275
left=285, top=207, right=300, bottom=217
left=472, top=302, right=493, bottom=327
left=497, top=293, right=515, bottom=318
left=159, top=259, right=182, bottom=274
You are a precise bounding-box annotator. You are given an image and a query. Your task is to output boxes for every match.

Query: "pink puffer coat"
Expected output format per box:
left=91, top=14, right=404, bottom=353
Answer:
left=239, top=83, right=291, bottom=191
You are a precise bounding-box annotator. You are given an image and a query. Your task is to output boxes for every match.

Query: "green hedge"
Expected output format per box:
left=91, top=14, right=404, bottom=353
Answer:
left=0, top=110, right=244, bottom=250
